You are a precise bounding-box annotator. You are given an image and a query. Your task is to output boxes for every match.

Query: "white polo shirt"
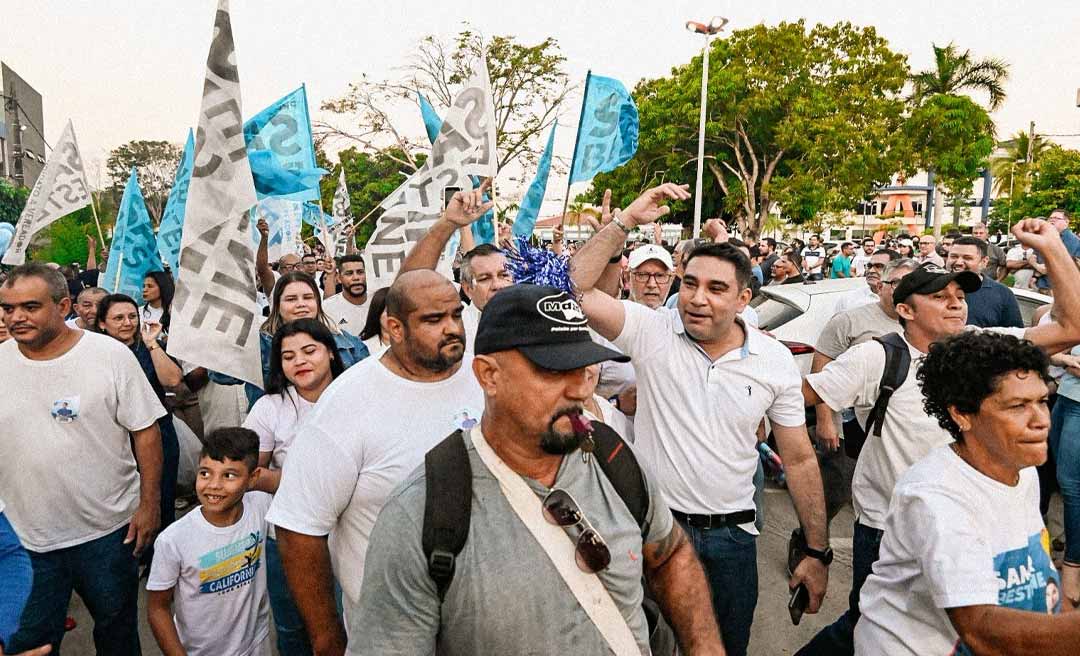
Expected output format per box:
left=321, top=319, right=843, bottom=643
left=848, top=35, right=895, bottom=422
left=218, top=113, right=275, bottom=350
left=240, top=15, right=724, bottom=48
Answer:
left=612, top=302, right=805, bottom=524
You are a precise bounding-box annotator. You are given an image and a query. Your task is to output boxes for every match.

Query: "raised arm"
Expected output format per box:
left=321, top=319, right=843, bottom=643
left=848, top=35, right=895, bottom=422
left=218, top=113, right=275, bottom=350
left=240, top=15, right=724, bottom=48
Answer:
left=399, top=178, right=493, bottom=276
left=86, top=234, right=98, bottom=271
left=1018, top=219, right=1080, bottom=353
left=570, top=183, right=690, bottom=340
left=255, top=217, right=277, bottom=296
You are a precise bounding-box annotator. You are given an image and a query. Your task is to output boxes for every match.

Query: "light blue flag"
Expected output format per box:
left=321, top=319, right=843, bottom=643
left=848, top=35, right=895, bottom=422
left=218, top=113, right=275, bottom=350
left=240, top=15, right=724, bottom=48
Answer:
left=244, top=85, right=326, bottom=202
left=418, top=93, right=443, bottom=145
left=513, top=120, right=557, bottom=239
left=157, top=130, right=194, bottom=279
left=416, top=92, right=495, bottom=245
left=250, top=198, right=304, bottom=261
left=301, top=202, right=335, bottom=228
left=103, top=168, right=162, bottom=301
left=569, top=73, right=639, bottom=184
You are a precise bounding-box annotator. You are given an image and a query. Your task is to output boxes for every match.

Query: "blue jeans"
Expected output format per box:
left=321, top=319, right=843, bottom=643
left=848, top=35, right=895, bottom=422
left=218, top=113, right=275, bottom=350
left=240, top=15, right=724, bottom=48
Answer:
left=7, top=525, right=139, bottom=655
left=266, top=535, right=313, bottom=655
left=796, top=521, right=883, bottom=656
left=0, top=512, right=33, bottom=647
left=677, top=519, right=757, bottom=656
left=1051, top=395, right=1080, bottom=564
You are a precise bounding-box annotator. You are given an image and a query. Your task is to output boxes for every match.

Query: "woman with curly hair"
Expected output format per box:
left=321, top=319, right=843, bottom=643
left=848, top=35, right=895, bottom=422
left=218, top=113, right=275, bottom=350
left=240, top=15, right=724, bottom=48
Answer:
left=855, top=330, right=1080, bottom=655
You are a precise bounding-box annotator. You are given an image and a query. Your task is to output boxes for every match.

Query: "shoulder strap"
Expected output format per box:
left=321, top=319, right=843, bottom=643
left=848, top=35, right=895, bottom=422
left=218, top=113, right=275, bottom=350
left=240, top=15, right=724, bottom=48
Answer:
left=865, top=332, right=912, bottom=437
left=422, top=430, right=472, bottom=601
left=590, top=421, right=649, bottom=535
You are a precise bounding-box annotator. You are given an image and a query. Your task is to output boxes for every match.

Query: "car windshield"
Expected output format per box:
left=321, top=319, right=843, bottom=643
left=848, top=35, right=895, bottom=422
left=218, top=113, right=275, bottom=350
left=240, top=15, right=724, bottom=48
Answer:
left=749, top=294, right=804, bottom=331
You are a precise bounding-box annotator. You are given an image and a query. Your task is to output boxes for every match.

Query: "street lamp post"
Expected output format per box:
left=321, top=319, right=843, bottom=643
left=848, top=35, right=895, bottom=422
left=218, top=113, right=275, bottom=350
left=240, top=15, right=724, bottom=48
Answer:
left=1007, top=158, right=1024, bottom=233
left=686, top=16, right=728, bottom=238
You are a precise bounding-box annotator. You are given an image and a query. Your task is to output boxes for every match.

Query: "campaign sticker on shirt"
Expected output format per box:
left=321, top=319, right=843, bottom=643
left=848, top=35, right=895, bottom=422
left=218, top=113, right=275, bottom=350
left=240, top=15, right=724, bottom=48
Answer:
left=51, top=397, right=81, bottom=423
left=454, top=408, right=481, bottom=431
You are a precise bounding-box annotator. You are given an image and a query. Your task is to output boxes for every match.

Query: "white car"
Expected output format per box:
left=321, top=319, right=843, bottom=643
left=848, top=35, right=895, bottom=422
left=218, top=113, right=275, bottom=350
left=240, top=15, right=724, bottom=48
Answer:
left=749, top=278, right=1052, bottom=375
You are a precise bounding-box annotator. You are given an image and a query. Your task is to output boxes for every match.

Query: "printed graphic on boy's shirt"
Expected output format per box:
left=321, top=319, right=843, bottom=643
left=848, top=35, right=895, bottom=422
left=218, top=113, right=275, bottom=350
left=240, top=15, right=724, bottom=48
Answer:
left=51, top=397, right=80, bottom=423
left=197, top=531, right=263, bottom=594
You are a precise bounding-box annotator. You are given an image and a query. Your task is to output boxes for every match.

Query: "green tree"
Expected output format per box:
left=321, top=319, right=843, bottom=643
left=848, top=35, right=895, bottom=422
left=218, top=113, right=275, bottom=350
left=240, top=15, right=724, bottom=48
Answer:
left=588, top=21, right=910, bottom=233
left=991, top=130, right=1050, bottom=196
left=0, top=178, right=29, bottom=224
left=910, top=42, right=1009, bottom=111
left=318, top=147, right=428, bottom=249
left=105, top=140, right=183, bottom=224
left=318, top=27, right=570, bottom=174
left=990, top=147, right=1080, bottom=230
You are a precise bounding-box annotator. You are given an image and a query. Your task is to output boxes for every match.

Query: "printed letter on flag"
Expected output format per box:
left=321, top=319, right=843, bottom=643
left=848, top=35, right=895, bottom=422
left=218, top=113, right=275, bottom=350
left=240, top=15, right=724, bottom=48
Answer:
left=569, top=74, right=638, bottom=184
left=244, top=85, right=326, bottom=202
left=103, top=168, right=162, bottom=301
left=158, top=130, right=194, bottom=278
left=364, top=59, right=497, bottom=293
left=2, top=120, right=92, bottom=265
left=169, top=0, right=262, bottom=386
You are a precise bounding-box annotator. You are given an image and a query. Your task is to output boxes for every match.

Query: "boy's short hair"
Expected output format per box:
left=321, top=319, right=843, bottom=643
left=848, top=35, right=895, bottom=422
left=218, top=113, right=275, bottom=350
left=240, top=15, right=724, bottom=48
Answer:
left=201, top=427, right=259, bottom=471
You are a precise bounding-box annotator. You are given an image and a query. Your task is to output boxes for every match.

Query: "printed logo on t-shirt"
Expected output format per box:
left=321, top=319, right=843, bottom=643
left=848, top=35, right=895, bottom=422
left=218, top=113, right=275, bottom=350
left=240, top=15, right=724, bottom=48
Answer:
left=955, top=529, right=1060, bottom=654
left=454, top=408, right=481, bottom=431
left=197, top=531, right=263, bottom=595
left=51, top=396, right=80, bottom=423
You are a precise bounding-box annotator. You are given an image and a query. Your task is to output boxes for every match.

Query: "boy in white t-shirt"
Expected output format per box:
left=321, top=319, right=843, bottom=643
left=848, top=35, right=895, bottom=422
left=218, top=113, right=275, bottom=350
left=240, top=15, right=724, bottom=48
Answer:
left=147, top=428, right=272, bottom=656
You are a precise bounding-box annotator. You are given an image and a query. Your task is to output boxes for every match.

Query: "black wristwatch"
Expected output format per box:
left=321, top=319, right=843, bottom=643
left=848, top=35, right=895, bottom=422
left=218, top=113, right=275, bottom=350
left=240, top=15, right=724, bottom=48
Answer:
left=803, top=544, right=834, bottom=566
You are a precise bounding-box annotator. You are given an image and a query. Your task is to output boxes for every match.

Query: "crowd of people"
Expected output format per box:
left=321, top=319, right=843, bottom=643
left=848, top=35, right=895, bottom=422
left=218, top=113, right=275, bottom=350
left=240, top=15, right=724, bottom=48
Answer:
left=2, top=182, right=1080, bottom=656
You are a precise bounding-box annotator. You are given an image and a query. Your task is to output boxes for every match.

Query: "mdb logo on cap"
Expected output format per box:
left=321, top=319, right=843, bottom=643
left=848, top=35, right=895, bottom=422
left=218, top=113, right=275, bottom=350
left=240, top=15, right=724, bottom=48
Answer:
left=537, top=294, right=587, bottom=325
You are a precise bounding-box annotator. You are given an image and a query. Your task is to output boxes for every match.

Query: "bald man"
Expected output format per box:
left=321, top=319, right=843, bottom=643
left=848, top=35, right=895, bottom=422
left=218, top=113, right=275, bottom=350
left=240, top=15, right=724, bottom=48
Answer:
left=266, top=269, right=484, bottom=653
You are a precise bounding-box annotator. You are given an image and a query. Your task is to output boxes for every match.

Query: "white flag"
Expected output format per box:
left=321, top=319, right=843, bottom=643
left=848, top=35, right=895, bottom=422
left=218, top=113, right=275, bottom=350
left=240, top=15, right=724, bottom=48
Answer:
left=332, top=168, right=351, bottom=225
left=364, top=56, right=497, bottom=292
left=2, top=120, right=91, bottom=265
left=168, top=0, right=262, bottom=386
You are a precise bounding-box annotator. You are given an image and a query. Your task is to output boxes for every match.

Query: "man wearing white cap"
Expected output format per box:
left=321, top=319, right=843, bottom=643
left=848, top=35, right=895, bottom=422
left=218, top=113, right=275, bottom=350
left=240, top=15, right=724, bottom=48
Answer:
left=627, top=244, right=676, bottom=310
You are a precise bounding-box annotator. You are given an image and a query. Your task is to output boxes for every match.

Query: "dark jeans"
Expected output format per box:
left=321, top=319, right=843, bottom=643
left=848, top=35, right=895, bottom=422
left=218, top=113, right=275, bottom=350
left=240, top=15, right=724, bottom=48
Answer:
left=266, top=535, right=313, bottom=655
left=677, top=519, right=758, bottom=656
left=1051, top=395, right=1080, bottom=564
left=795, top=521, right=883, bottom=656
left=7, top=525, right=140, bottom=655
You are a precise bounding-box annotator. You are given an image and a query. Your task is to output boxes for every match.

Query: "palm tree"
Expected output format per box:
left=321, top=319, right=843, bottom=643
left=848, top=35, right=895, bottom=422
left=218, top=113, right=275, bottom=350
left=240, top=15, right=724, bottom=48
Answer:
left=910, top=43, right=1010, bottom=111
left=990, top=130, right=1050, bottom=196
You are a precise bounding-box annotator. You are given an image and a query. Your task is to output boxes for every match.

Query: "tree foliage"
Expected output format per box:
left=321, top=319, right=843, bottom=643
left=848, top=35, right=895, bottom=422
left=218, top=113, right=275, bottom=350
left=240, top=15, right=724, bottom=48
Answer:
left=991, top=130, right=1050, bottom=196
left=910, top=42, right=1010, bottom=111
left=990, top=147, right=1080, bottom=229
left=0, top=178, right=29, bottom=225
left=904, top=94, right=994, bottom=197
left=105, top=140, right=182, bottom=224
left=318, top=26, right=570, bottom=174
left=587, top=21, right=910, bottom=233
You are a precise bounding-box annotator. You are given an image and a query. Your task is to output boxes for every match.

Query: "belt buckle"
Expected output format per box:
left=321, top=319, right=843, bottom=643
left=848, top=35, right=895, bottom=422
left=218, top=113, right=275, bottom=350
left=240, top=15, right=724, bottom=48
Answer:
left=703, top=514, right=716, bottom=530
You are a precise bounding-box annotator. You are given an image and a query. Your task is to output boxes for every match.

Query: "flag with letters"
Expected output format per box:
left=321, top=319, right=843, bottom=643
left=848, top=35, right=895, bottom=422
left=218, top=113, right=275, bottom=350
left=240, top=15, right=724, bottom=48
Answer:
left=568, top=72, right=638, bottom=184
left=2, top=120, right=92, bottom=265
left=157, top=129, right=194, bottom=278
left=103, top=168, right=161, bottom=301
left=244, top=85, right=325, bottom=202
left=168, top=0, right=262, bottom=386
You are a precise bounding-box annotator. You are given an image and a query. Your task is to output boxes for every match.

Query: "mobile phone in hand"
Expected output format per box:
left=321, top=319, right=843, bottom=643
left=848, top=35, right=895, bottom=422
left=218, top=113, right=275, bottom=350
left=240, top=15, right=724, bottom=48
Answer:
left=789, top=583, right=810, bottom=626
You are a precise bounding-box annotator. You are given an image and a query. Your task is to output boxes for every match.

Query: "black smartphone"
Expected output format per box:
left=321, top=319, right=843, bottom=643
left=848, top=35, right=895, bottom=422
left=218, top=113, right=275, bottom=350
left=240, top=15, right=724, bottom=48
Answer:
left=788, top=584, right=810, bottom=626
left=443, top=186, right=462, bottom=210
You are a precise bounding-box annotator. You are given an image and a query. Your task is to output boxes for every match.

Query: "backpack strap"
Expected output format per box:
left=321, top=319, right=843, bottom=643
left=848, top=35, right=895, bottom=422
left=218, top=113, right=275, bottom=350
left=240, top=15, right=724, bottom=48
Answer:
left=590, top=421, right=649, bottom=536
left=865, top=332, right=912, bottom=437
left=422, top=430, right=472, bottom=601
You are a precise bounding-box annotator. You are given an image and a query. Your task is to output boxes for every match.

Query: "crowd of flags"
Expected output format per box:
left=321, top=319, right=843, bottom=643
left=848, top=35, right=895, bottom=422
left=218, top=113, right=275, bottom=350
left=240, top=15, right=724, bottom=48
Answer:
left=0, top=0, right=642, bottom=382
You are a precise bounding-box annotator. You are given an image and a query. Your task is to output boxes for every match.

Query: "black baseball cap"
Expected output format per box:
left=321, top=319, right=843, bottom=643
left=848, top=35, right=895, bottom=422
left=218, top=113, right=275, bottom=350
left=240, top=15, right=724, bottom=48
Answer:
left=475, top=284, right=630, bottom=371
left=893, top=262, right=981, bottom=306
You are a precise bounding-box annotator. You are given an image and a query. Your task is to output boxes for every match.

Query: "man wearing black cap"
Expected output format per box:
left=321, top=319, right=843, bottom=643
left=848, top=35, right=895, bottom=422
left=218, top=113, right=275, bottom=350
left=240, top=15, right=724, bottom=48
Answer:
left=351, top=284, right=725, bottom=655
left=797, top=218, right=1080, bottom=656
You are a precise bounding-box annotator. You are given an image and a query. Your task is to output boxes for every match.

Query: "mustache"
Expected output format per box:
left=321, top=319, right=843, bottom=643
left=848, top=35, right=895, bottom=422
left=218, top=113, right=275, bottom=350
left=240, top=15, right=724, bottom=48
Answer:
left=439, top=334, right=465, bottom=349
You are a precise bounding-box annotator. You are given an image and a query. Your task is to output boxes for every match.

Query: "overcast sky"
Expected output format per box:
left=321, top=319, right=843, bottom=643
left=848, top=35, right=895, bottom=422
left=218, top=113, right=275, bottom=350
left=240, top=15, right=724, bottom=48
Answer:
left=4, top=0, right=1079, bottom=210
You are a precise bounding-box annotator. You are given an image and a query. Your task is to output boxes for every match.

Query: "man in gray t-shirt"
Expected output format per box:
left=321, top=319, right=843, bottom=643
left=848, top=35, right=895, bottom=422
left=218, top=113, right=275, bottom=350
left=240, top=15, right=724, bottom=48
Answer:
left=351, top=285, right=723, bottom=655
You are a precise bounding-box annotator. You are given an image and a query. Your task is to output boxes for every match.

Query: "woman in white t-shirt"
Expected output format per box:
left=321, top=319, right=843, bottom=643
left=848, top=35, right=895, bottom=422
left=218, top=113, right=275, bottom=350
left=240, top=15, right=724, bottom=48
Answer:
left=855, top=331, right=1080, bottom=655
left=141, top=271, right=174, bottom=333
left=243, top=318, right=344, bottom=655
left=357, top=287, right=390, bottom=358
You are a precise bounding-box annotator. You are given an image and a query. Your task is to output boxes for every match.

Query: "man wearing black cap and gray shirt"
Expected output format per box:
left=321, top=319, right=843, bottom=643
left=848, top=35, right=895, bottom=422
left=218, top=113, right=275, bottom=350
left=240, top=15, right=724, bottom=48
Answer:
left=797, top=218, right=1080, bottom=656
left=351, top=284, right=725, bottom=656
left=570, top=183, right=829, bottom=656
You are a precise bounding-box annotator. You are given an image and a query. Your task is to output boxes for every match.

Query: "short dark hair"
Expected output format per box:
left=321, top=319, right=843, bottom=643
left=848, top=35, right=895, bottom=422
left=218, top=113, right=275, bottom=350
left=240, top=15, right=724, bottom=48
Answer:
left=3, top=262, right=69, bottom=303
left=94, top=294, right=140, bottom=335
left=339, top=254, right=365, bottom=268
left=811, top=234, right=822, bottom=241
left=917, top=331, right=1051, bottom=443
left=460, top=244, right=504, bottom=286
left=762, top=237, right=777, bottom=249
left=784, top=249, right=803, bottom=271
left=841, top=241, right=854, bottom=250
left=873, top=249, right=901, bottom=261
left=944, top=231, right=962, bottom=240
left=952, top=236, right=988, bottom=258
left=201, top=427, right=260, bottom=471
left=266, top=318, right=345, bottom=396
left=684, top=243, right=753, bottom=290
left=359, top=287, right=390, bottom=342
left=862, top=238, right=876, bottom=246
left=301, top=253, right=317, bottom=262
left=1052, top=208, right=1070, bottom=219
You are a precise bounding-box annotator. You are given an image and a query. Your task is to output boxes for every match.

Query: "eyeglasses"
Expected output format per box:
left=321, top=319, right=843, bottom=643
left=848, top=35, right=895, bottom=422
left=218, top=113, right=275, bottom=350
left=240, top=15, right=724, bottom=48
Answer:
left=542, top=488, right=611, bottom=573
left=881, top=279, right=901, bottom=286
left=631, top=272, right=673, bottom=284
left=867, top=262, right=887, bottom=271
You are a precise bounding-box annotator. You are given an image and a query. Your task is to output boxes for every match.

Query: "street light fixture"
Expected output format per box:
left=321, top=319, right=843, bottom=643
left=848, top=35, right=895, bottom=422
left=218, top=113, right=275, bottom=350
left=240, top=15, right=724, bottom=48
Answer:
left=685, top=16, right=728, bottom=238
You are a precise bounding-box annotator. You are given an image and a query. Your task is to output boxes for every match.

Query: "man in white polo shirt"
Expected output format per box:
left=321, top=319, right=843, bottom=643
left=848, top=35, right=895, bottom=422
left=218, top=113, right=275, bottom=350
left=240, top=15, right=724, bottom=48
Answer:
left=322, top=254, right=370, bottom=334
left=796, top=218, right=1080, bottom=656
left=571, top=183, right=830, bottom=656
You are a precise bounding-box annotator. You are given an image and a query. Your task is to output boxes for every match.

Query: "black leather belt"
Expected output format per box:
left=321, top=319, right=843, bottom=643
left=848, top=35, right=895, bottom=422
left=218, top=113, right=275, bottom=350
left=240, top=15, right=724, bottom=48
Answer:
left=672, top=509, right=756, bottom=529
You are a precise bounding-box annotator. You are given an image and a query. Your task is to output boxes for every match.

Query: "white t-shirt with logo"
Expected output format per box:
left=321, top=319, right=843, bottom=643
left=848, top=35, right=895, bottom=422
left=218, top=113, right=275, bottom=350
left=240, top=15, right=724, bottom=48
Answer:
left=147, top=492, right=273, bottom=656
left=265, top=354, right=484, bottom=620
left=802, top=246, right=827, bottom=275
left=322, top=294, right=371, bottom=336
left=855, top=446, right=1059, bottom=655
left=0, top=332, right=165, bottom=551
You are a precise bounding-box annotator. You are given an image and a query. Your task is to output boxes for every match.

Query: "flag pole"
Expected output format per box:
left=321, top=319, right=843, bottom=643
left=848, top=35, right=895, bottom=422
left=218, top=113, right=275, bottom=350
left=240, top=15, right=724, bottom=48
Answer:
left=560, top=71, right=592, bottom=228
left=89, top=190, right=106, bottom=245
